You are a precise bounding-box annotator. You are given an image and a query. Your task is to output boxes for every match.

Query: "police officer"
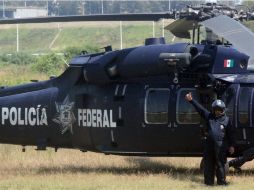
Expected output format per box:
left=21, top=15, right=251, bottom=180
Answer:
left=185, top=92, right=235, bottom=186
left=226, top=147, right=254, bottom=172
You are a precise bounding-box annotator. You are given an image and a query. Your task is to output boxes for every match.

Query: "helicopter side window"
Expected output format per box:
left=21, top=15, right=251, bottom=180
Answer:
left=238, top=87, right=251, bottom=126
left=176, top=89, right=200, bottom=124
left=223, top=87, right=235, bottom=120
left=145, top=89, right=170, bottom=124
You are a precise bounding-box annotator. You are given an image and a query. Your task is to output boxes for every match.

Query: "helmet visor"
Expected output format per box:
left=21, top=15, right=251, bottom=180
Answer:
left=213, top=107, right=224, bottom=112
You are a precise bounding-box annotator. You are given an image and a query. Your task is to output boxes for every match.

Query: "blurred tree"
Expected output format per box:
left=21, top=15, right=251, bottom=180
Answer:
left=48, top=0, right=59, bottom=16
left=58, top=1, right=80, bottom=16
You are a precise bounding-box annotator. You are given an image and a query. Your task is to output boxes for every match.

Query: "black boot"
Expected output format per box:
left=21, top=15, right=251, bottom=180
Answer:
left=228, top=157, right=244, bottom=173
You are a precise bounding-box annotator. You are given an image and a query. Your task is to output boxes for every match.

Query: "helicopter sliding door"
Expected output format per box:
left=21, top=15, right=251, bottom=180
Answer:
left=235, top=86, right=254, bottom=148
left=140, top=86, right=203, bottom=155
left=175, top=88, right=203, bottom=154
left=223, top=84, right=243, bottom=147
left=140, top=87, right=173, bottom=153
left=223, top=84, right=254, bottom=150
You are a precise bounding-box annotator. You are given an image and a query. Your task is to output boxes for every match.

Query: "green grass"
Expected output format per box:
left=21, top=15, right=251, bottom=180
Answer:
left=52, top=22, right=187, bottom=50
left=0, top=21, right=186, bottom=53
left=20, top=28, right=59, bottom=52
left=0, top=63, right=50, bottom=86
left=0, top=28, right=17, bottom=52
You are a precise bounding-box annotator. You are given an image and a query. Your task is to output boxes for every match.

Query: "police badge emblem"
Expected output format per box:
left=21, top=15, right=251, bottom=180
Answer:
left=53, top=96, right=75, bottom=134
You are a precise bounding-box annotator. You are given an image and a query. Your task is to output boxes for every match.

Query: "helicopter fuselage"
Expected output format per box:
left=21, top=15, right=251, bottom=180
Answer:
left=0, top=42, right=253, bottom=158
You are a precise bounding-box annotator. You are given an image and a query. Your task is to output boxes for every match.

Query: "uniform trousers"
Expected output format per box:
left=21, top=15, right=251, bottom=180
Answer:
left=203, top=139, right=227, bottom=185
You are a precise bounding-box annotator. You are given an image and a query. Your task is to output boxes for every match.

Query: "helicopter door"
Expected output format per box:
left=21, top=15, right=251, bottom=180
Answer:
left=223, top=85, right=237, bottom=122
left=223, top=85, right=242, bottom=143
left=176, top=88, right=202, bottom=153
left=236, top=87, right=252, bottom=145
left=142, top=88, right=172, bottom=153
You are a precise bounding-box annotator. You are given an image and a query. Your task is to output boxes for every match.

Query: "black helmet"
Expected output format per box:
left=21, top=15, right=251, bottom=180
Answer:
left=212, top=99, right=226, bottom=110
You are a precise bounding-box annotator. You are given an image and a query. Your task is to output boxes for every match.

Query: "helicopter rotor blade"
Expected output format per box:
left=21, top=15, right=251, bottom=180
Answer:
left=0, top=13, right=175, bottom=24
left=201, top=15, right=254, bottom=71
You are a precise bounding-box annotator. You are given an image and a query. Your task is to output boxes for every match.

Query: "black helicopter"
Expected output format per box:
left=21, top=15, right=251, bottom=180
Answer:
left=0, top=2, right=253, bottom=169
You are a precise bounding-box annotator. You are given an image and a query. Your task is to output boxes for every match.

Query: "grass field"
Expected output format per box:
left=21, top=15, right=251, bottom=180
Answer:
left=0, top=20, right=188, bottom=53
left=0, top=63, right=49, bottom=86
left=0, top=145, right=253, bottom=190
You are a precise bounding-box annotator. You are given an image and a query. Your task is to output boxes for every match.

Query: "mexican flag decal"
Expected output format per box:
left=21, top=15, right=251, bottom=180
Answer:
left=224, top=59, right=234, bottom=68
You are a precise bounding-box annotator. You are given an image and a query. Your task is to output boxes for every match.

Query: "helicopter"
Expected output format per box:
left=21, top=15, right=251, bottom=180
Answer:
left=0, top=2, right=253, bottom=170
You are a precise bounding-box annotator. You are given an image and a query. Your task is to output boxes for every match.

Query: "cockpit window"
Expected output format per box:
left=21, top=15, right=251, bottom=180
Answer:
left=176, top=89, right=200, bottom=124
left=145, top=89, right=170, bottom=124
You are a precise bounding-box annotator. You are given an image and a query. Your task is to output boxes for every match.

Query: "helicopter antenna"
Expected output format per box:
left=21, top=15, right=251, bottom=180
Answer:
left=192, top=24, right=195, bottom=44
left=197, top=25, right=201, bottom=44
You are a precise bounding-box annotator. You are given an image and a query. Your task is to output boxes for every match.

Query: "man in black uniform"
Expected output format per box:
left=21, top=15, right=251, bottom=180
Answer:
left=185, top=92, right=235, bottom=186
left=226, top=147, right=254, bottom=172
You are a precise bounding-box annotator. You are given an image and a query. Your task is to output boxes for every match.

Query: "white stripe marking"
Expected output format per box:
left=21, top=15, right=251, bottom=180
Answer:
left=122, top=84, right=127, bottom=96
left=243, top=128, right=247, bottom=140
left=115, top=85, right=119, bottom=96
left=111, top=130, right=115, bottom=142
left=119, top=107, right=122, bottom=119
